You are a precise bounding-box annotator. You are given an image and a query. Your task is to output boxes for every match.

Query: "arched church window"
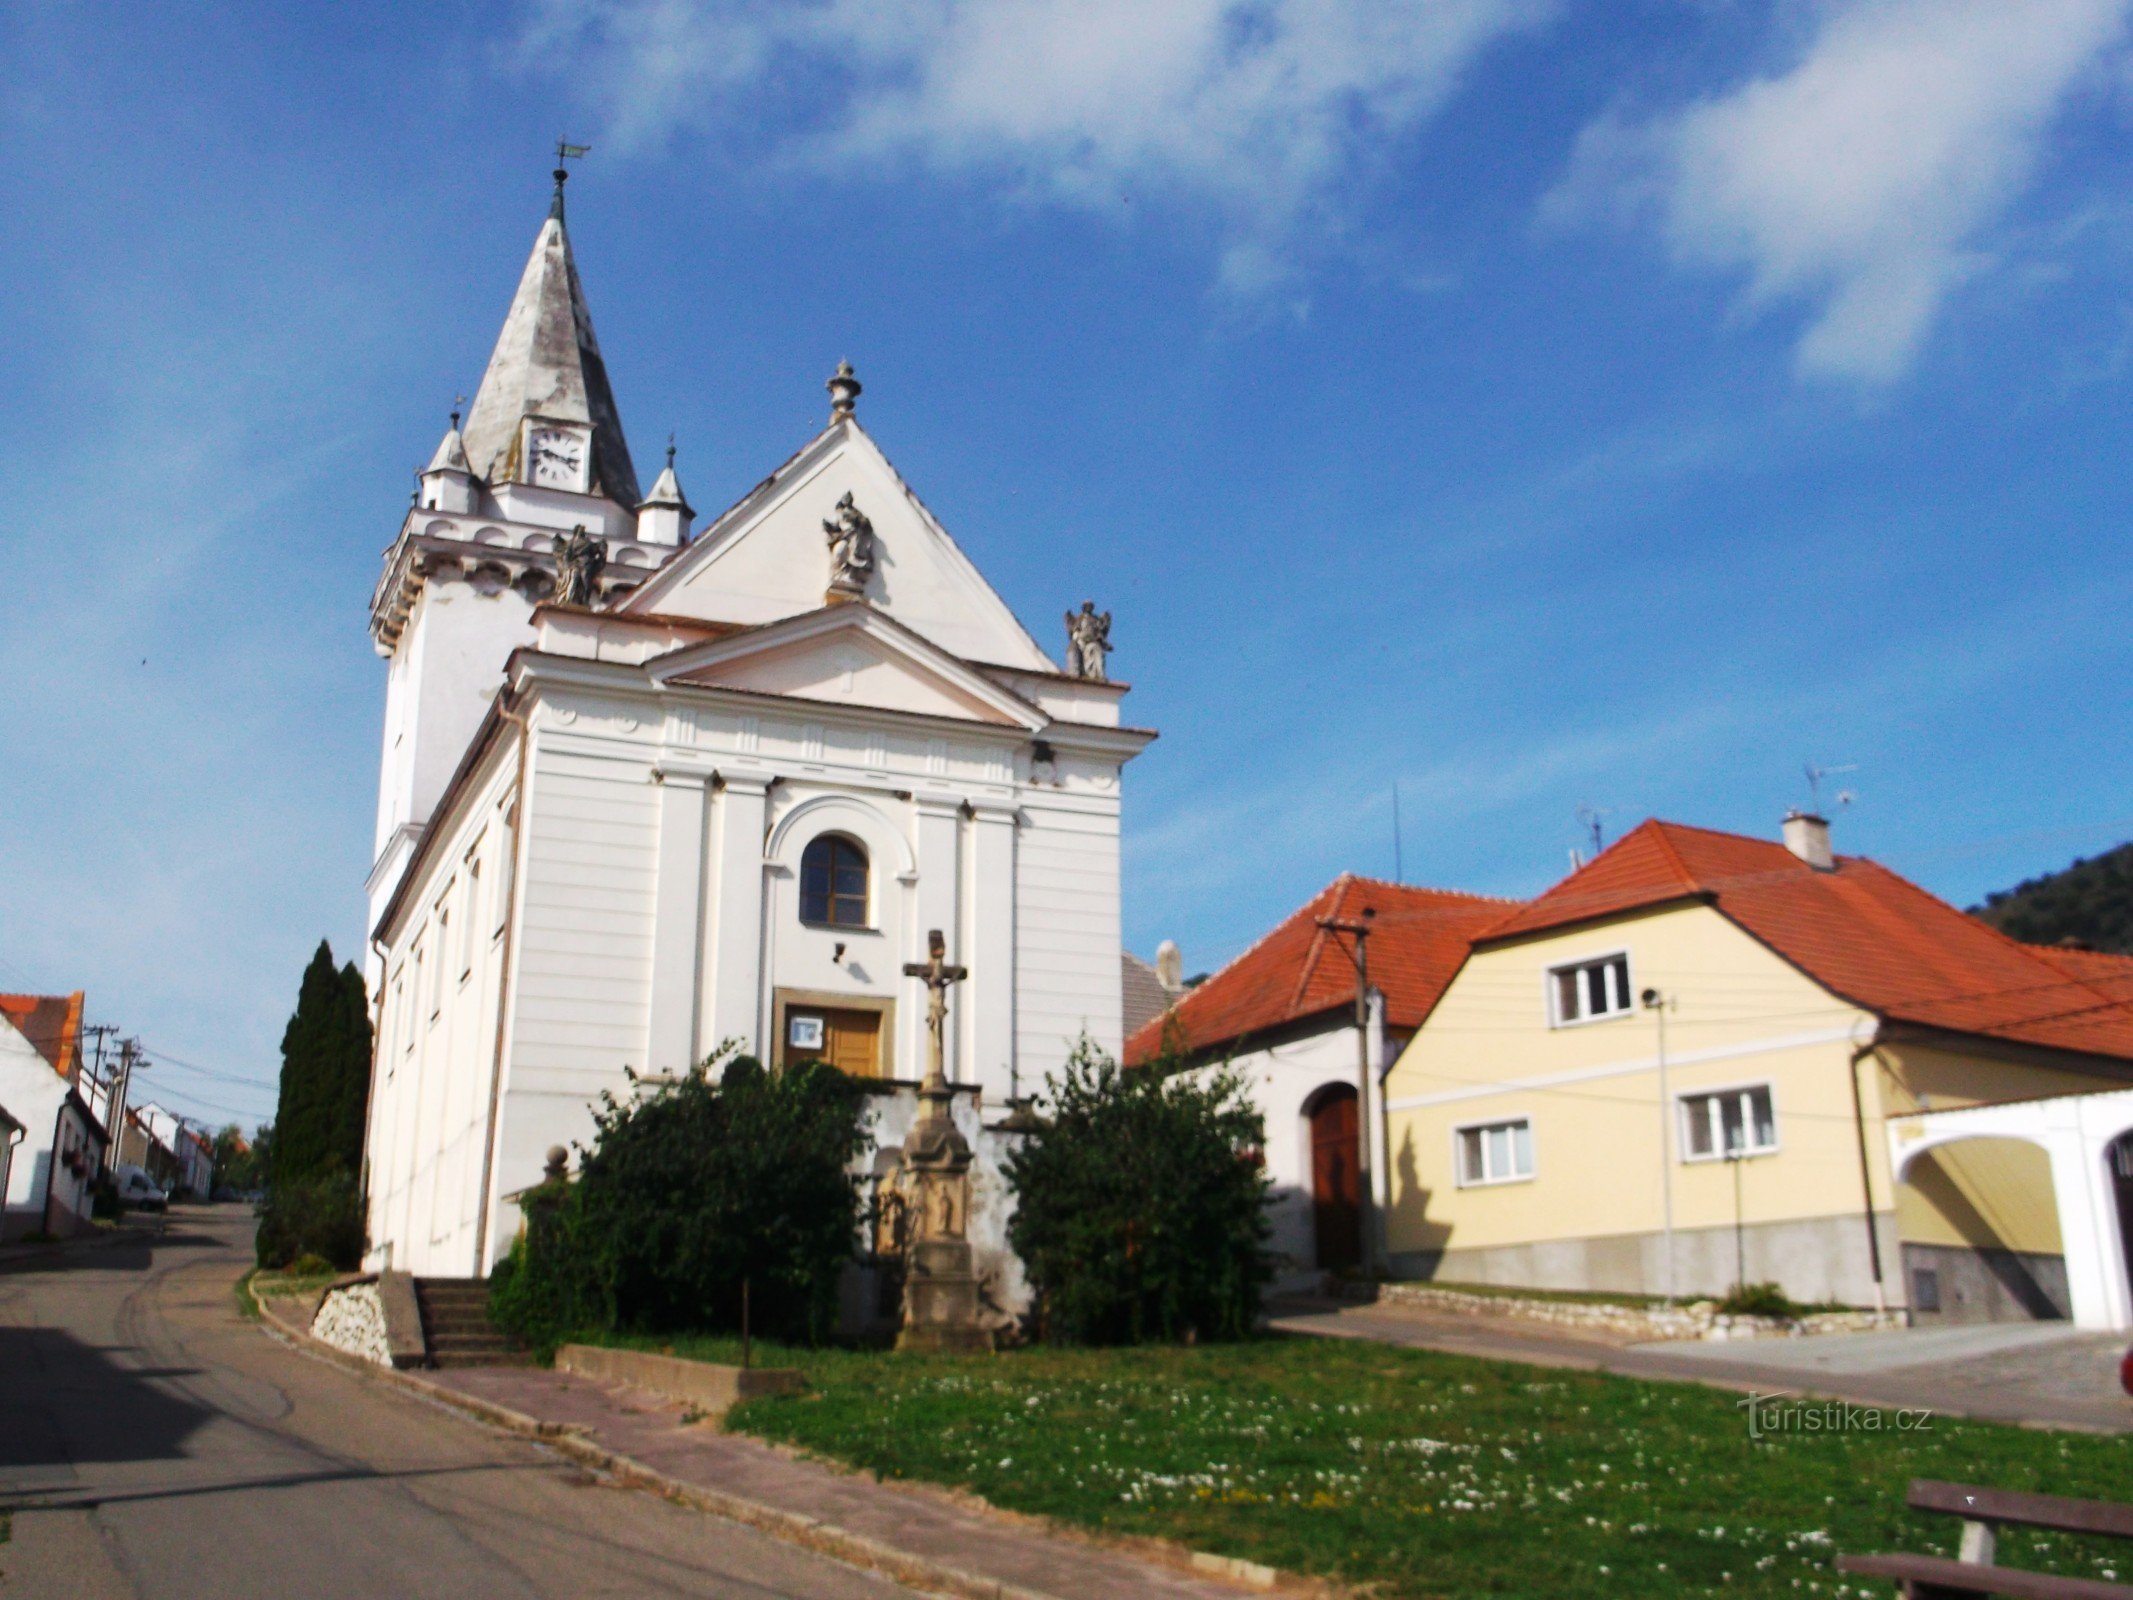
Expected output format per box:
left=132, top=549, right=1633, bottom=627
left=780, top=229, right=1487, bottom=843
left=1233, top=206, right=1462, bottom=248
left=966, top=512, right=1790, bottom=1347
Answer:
left=800, top=835, right=869, bottom=927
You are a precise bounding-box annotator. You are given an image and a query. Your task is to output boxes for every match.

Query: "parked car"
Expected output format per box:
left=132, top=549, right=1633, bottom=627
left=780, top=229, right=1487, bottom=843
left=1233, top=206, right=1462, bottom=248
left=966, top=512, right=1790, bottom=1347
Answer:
left=114, top=1165, right=168, bottom=1212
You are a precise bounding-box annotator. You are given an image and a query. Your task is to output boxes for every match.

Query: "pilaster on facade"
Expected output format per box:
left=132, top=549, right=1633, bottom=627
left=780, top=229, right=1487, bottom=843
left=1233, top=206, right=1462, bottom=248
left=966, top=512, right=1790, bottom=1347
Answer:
left=646, top=768, right=711, bottom=1079
left=968, top=802, right=1019, bottom=1101
left=709, top=774, right=774, bottom=1060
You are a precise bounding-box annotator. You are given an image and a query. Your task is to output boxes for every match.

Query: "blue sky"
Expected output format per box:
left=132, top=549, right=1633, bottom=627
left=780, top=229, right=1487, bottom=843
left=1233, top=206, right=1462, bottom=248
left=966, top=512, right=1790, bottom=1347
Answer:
left=5, top=0, right=2132, bottom=1129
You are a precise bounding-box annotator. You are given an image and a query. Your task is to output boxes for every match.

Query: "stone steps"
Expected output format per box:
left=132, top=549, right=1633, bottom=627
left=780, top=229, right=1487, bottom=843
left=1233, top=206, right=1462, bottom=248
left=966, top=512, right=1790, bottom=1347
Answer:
left=413, top=1277, right=528, bottom=1369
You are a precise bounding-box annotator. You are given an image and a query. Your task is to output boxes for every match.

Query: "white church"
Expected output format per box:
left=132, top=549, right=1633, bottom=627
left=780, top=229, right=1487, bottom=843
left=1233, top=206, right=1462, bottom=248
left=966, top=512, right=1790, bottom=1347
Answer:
left=361, top=170, right=1152, bottom=1284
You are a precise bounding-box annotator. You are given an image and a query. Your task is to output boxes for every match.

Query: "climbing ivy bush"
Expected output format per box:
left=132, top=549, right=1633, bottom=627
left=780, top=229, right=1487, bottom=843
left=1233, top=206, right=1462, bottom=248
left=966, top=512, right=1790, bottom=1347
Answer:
left=491, top=1048, right=869, bottom=1353
left=1007, top=1038, right=1270, bottom=1345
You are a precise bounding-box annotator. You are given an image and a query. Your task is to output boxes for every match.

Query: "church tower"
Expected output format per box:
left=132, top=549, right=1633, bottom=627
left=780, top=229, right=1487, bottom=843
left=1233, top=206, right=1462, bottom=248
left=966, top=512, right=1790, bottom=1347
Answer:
left=366, top=167, right=691, bottom=963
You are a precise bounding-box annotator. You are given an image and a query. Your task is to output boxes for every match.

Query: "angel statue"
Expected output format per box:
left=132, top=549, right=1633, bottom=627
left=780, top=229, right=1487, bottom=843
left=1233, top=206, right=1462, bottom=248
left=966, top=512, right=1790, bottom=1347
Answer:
left=550, top=524, right=607, bottom=607
left=1064, top=600, right=1112, bottom=681
left=823, top=491, right=876, bottom=598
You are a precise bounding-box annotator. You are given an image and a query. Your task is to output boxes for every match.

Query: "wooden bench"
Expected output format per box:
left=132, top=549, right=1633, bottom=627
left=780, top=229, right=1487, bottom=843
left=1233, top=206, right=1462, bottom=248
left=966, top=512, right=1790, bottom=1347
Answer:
left=1837, top=1480, right=2133, bottom=1599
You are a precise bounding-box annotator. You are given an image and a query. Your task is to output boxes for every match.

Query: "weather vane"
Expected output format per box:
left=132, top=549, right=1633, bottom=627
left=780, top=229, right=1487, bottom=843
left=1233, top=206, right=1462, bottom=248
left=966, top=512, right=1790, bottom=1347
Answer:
left=551, top=139, right=591, bottom=218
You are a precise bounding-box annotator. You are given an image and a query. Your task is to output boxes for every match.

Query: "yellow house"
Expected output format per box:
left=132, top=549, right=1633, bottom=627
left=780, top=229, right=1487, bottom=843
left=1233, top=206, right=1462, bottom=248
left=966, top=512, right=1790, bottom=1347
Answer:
left=1381, top=815, right=2133, bottom=1320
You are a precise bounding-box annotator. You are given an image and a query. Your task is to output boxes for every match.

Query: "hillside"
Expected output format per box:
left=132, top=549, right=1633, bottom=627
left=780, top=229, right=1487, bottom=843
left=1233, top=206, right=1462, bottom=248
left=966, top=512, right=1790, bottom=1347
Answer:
left=1972, top=841, right=2133, bottom=955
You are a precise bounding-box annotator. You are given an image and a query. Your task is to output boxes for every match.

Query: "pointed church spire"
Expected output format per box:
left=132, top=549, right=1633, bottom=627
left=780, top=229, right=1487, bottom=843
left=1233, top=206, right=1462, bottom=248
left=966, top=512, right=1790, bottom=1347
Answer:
left=459, top=163, right=640, bottom=508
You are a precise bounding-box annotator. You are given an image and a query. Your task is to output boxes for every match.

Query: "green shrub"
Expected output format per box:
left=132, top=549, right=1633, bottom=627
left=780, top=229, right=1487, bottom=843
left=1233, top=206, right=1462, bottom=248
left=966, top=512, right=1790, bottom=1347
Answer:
left=490, top=1049, right=869, bottom=1354
left=254, top=1168, right=363, bottom=1270
left=1717, top=1281, right=1796, bottom=1319
left=1006, top=1039, right=1270, bottom=1345
left=285, top=1252, right=337, bottom=1279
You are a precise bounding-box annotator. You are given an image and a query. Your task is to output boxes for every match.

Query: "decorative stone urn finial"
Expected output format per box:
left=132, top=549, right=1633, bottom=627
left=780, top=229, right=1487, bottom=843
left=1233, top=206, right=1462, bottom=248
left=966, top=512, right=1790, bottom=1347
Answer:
left=827, top=359, right=862, bottom=421
left=543, top=1145, right=568, bottom=1184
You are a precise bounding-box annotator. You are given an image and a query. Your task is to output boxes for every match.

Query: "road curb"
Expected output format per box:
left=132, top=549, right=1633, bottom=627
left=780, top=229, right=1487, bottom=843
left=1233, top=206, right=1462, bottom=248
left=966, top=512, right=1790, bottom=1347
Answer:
left=253, top=1297, right=1270, bottom=1600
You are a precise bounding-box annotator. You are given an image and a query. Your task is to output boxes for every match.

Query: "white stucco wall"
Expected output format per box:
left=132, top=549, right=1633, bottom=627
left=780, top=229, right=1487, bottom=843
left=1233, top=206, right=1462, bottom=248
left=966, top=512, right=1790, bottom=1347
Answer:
left=0, top=1028, right=99, bottom=1240
left=1173, top=997, right=1392, bottom=1289
left=367, top=663, right=1141, bottom=1280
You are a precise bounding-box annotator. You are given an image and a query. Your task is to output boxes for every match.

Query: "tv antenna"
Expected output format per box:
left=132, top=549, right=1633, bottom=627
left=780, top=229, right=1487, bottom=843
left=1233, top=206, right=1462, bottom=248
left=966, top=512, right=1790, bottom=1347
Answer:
left=1804, top=762, right=1859, bottom=813
left=1575, top=804, right=1614, bottom=859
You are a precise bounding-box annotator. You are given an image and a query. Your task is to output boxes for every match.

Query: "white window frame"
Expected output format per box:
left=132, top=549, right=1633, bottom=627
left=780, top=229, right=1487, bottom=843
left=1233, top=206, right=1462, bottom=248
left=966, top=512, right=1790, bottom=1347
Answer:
left=1454, top=1115, right=1535, bottom=1188
left=1546, top=949, right=1634, bottom=1027
left=1677, top=1082, right=1779, bottom=1163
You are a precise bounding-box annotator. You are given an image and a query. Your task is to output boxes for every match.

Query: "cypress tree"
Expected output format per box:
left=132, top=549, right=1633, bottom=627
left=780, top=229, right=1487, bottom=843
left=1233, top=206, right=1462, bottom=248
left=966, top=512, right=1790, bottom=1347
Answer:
left=270, top=942, right=372, bottom=1184
left=259, top=942, right=373, bottom=1268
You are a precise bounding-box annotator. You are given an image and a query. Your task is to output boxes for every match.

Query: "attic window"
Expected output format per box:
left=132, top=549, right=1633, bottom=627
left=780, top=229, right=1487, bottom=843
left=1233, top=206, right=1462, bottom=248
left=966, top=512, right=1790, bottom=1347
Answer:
left=1548, top=953, right=1631, bottom=1026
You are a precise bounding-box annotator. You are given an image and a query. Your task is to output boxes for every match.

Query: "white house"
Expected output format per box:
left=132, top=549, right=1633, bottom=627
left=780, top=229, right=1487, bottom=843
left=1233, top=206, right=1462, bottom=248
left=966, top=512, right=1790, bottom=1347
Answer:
left=360, top=174, right=1154, bottom=1294
left=1125, top=877, right=1510, bottom=1287
left=1, top=992, right=108, bottom=1240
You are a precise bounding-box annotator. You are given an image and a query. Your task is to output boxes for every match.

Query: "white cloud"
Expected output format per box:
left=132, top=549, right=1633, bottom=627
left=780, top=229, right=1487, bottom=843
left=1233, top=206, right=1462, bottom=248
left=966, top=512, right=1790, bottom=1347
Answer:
left=1548, top=0, right=2131, bottom=382
left=518, top=0, right=1553, bottom=289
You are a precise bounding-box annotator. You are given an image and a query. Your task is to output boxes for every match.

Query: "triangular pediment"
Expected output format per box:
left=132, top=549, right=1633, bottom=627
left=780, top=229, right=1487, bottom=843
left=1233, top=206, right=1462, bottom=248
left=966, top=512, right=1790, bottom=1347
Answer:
left=649, top=605, right=1047, bottom=729
left=621, top=419, right=1056, bottom=672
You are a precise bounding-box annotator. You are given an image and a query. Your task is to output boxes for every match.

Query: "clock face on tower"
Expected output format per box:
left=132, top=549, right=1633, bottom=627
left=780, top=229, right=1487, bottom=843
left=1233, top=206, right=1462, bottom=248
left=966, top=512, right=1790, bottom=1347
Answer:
left=524, top=423, right=590, bottom=493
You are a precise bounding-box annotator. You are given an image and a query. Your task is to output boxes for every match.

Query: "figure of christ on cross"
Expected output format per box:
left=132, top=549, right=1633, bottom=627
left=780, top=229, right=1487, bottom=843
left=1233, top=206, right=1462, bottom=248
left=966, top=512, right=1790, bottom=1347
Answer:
left=902, top=929, right=967, bottom=1096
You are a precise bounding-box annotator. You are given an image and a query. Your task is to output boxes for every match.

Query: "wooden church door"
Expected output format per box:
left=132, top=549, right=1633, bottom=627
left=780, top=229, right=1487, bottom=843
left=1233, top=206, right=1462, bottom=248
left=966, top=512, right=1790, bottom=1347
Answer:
left=1310, top=1086, right=1361, bottom=1271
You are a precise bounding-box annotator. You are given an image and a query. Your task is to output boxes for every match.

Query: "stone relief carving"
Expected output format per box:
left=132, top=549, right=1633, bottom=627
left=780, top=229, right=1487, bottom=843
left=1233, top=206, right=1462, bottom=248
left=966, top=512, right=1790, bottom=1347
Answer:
left=823, top=491, right=876, bottom=599
left=1064, top=600, right=1112, bottom=681
left=550, top=524, right=607, bottom=607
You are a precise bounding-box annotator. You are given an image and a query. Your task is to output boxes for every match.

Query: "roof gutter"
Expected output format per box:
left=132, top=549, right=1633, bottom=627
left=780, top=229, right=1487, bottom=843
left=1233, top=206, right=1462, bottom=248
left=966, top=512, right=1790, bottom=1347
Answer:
left=1847, top=1016, right=1888, bottom=1316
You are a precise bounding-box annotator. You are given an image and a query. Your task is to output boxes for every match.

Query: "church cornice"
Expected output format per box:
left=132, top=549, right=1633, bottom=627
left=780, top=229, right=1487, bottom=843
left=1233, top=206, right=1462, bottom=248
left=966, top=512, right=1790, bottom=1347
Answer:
left=507, top=648, right=1048, bottom=748
left=370, top=514, right=672, bottom=654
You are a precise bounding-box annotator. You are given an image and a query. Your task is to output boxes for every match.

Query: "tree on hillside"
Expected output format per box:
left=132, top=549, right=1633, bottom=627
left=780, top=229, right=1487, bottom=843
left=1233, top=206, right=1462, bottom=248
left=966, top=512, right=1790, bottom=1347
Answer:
left=1973, top=842, right=2133, bottom=955
left=258, top=942, right=372, bottom=1267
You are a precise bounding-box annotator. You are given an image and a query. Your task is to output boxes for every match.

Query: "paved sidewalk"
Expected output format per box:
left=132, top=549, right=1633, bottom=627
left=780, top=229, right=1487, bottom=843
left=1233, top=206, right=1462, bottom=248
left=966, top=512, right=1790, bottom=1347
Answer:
left=1268, top=1297, right=2133, bottom=1433
left=424, top=1364, right=1254, bottom=1600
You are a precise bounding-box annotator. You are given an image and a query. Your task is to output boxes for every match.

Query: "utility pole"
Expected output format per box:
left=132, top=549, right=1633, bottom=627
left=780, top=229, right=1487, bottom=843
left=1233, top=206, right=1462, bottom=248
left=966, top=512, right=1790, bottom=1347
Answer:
left=1640, top=989, right=1676, bottom=1304
left=1317, top=906, right=1378, bottom=1278
left=108, top=1039, right=144, bottom=1175
left=82, top=1023, right=118, bottom=1125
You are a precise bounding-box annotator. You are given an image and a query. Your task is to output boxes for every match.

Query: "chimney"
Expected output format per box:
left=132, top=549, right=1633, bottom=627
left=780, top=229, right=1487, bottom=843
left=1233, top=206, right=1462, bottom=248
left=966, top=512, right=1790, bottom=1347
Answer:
left=1782, top=810, right=1834, bottom=871
left=1155, top=939, right=1184, bottom=993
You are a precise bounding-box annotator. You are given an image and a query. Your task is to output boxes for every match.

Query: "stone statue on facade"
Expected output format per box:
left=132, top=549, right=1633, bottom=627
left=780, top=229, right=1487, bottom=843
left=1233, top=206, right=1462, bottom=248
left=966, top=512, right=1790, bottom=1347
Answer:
left=1064, top=600, right=1112, bottom=680
left=823, top=491, right=875, bottom=600
left=551, top=524, right=607, bottom=607
left=892, top=928, right=992, bottom=1353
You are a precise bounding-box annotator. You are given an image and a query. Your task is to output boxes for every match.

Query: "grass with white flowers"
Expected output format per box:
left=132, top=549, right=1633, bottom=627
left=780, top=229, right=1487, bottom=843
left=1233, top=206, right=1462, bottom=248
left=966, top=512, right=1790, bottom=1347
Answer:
left=599, top=1331, right=2132, bottom=1598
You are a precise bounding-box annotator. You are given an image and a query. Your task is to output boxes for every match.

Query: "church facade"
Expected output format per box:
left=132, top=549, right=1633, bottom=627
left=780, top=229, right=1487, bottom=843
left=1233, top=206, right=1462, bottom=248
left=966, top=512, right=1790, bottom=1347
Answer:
left=360, top=174, right=1152, bottom=1282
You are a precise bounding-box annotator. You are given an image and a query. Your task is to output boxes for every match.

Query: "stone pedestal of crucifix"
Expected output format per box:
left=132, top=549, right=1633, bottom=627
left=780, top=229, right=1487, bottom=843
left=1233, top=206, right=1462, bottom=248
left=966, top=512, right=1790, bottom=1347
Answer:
left=895, top=928, right=994, bottom=1354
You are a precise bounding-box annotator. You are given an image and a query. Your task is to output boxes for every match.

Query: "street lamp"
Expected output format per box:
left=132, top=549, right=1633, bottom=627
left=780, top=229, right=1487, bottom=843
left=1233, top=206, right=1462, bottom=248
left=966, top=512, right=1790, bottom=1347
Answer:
left=1641, top=987, right=1676, bottom=1305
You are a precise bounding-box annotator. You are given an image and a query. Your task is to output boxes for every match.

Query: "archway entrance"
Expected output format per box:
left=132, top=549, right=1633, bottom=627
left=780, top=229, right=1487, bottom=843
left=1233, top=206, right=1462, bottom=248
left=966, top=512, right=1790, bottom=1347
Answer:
left=1895, top=1135, right=2066, bottom=1323
left=1309, top=1085, right=1361, bottom=1272
left=2112, top=1132, right=2133, bottom=1302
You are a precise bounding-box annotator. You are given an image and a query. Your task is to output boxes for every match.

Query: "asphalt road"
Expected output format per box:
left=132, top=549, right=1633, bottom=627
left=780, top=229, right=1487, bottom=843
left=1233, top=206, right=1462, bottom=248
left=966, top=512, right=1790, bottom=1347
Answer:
left=0, top=1206, right=915, bottom=1599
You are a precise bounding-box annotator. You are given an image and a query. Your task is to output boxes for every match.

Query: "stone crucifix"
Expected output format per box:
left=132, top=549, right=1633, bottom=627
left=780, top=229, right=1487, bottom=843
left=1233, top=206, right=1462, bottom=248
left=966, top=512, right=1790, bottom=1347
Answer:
left=893, top=927, right=991, bottom=1351
left=902, top=928, right=967, bottom=1097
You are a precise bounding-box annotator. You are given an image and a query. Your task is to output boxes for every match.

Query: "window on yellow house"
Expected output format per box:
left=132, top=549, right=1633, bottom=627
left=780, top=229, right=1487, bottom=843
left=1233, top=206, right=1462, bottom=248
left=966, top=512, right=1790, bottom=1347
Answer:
left=1679, top=1085, right=1777, bottom=1160
left=1548, top=952, right=1631, bottom=1024
left=1456, top=1117, right=1533, bottom=1186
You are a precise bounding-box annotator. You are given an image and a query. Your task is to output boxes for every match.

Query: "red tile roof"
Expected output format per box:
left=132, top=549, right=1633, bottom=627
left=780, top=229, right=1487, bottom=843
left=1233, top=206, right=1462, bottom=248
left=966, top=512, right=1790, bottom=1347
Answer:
left=1124, top=876, right=1516, bottom=1066
left=0, top=991, right=84, bottom=1081
left=1479, top=820, right=2133, bottom=1062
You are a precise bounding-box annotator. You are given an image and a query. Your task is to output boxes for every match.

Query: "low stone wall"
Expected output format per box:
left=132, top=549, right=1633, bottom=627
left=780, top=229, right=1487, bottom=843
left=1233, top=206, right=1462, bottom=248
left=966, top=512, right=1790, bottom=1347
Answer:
left=310, top=1278, right=394, bottom=1366
left=555, top=1344, right=801, bottom=1414
left=1362, top=1280, right=1904, bottom=1343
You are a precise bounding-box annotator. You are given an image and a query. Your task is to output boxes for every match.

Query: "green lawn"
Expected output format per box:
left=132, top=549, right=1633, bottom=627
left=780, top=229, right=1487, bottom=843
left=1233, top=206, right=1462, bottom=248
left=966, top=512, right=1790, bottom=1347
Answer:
left=601, top=1331, right=2131, bottom=1599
